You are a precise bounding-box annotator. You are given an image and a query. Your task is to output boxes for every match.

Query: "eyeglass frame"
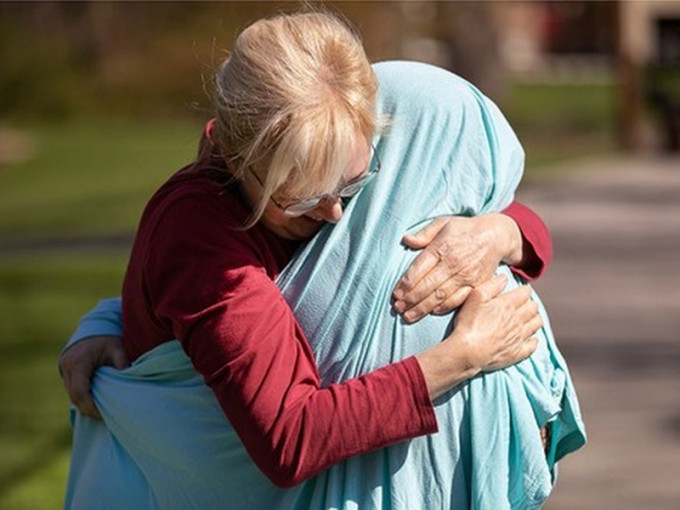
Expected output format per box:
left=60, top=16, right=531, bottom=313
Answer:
left=248, top=146, right=382, bottom=217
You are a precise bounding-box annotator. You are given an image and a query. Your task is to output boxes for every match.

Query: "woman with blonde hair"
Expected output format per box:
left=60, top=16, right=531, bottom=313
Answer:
left=60, top=11, right=583, bottom=510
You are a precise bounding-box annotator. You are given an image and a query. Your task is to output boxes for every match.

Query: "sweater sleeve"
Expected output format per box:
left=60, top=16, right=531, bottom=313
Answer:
left=501, top=201, right=553, bottom=280
left=144, top=197, right=438, bottom=488
left=62, top=297, right=124, bottom=355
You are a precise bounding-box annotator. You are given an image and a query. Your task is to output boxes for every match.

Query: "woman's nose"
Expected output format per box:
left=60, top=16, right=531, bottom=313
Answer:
left=315, top=197, right=343, bottom=223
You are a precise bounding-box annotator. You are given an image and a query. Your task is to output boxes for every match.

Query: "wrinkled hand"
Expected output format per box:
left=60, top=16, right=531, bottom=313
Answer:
left=392, top=214, right=522, bottom=323
left=452, top=274, right=542, bottom=374
left=58, top=335, right=129, bottom=420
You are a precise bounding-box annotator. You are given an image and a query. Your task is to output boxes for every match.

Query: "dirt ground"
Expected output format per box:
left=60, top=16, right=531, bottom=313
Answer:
left=517, top=155, right=680, bottom=509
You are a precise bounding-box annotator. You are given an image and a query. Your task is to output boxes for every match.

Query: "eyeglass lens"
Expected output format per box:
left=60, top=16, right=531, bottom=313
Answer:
left=281, top=149, right=381, bottom=217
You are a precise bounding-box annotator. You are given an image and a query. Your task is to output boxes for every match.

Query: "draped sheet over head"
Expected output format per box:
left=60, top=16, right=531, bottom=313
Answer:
left=64, top=61, right=585, bottom=510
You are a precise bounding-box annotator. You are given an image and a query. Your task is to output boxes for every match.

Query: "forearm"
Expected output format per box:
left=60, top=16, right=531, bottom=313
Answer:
left=212, top=354, right=437, bottom=488
left=415, top=335, right=478, bottom=400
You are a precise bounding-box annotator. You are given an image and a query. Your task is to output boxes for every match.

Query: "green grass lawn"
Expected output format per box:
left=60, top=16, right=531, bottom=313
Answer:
left=0, top=118, right=202, bottom=236
left=0, top=254, right=127, bottom=509
left=503, top=81, right=619, bottom=177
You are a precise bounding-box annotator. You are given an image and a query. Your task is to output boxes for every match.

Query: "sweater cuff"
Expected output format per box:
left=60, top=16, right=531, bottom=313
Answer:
left=62, top=297, right=124, bottom=354
left=501, top=202, right=553, bottom=280
left=401, top=356, right=439, bottom=435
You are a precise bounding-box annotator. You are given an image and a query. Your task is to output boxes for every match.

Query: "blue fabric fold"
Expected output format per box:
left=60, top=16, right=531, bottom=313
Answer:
left=64, top=61, right=585, bottom=510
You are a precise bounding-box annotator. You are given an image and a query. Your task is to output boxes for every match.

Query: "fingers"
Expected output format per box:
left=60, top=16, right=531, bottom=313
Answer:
left=104, top=339, right=131, bottom=370
left=516, top=296, right=540, bottom=323
left=111, top=350, right=130, bottom=370
left=433, top=286, right=472, bottom=315
left=514, top=308, right=542, bottom=364
left=393, top=249, right=441, bottom=304
left=401, top=279, right=473, bottom=323
left=58, top=336, right=128, bottom=421
left=522, top=335, right=539, bottom=359
left=506, top=288, right=542, bottom=346
left=467, top=274, right=508, bottom=303
left=62, top=364, right=102, bottom=420
left=507, top=287, right=542, bottom=337
left=401, top=217, right=449, bottom=249
left=395, top=263, right=467, bottom=320
left=394, top=218, right=456, bottom=303
left=524, top=314, right=544, bottom=340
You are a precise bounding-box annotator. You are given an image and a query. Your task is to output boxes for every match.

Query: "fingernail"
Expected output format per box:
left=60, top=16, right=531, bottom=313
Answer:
left=393, top=300, right=405, bottom=313
left=393, top=289, right=404, bottom=300
left=403, top=310, right=416, bottom=322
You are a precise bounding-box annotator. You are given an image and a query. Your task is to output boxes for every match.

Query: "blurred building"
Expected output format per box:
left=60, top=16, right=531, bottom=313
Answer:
left=394, top=2, right=619, bottom=99
left=489, top=0, right=680, bottom=152
left=402, top=0, right=680, bottom=152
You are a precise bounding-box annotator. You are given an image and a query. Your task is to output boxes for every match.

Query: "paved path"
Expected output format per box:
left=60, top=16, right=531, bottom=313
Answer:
left=516, top=155, right=680, bottom=509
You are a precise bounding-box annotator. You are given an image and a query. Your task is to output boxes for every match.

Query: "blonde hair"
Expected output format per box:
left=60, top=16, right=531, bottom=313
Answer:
left=213, top=11, right=378, bottom=225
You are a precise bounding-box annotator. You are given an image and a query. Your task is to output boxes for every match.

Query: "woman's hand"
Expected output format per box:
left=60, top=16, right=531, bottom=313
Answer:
left=58, top=335, right=129, bottom=420
left=450, top=275, right=541, bottom=374
left=416, top=274, right=541, bottom=400
left=392, top=214, right=523, bottom=323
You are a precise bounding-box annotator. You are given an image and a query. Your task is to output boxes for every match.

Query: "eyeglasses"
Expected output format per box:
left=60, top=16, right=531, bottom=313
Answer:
left=250, top=148, right=381, bottom=217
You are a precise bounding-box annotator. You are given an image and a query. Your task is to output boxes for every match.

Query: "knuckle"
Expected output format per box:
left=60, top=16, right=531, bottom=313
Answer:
left=400, top=293, right=417, bottom=307
left=412, top=304, right=430, bottom=318
left=469, top=286, right=485, bottom=300
left=434, top=287, right=448, bottom=300
left=399, top=274, right=414, bottom=289
left=72, top=392, right=87, bottom=408
left=442, top=252, right=461, bottom=270
left=433, top=303, right=450, bottom=314
left=420, top=249, right=439, bottom=266
left=446, top=297, right=463, bottom=311
left=417, top=273, right=441, bottom=296
left=431, top=240, right=451, bottom=259
left=528, top=338, right=539, bottom=353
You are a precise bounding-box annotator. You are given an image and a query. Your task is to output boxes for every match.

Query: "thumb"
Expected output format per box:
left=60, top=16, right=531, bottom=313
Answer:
left=111, top=349, right=131, bottom=370
left=402, top=217, right=448, bottom=249
left=98, top=336, right=130, bottom=370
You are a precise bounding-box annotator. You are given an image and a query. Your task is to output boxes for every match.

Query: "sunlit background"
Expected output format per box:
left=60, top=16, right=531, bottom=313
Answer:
left=1, top=2, right=679, bottom=509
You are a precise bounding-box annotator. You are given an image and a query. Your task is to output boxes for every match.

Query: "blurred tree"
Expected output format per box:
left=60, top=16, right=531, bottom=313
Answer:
left=436, top=2, right=506, bottom=100
left=0, top=1, right=509, bottom=119
left=0, top=2, right=278, bottom=119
